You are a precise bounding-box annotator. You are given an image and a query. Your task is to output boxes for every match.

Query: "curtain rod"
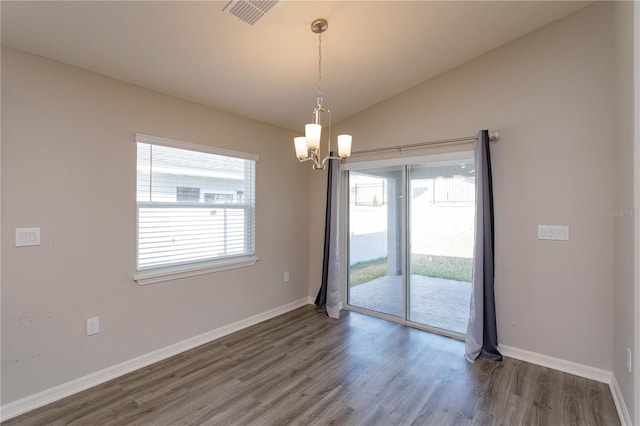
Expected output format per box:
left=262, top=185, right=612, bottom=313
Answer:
left=349, top=131, right=499, bottom=156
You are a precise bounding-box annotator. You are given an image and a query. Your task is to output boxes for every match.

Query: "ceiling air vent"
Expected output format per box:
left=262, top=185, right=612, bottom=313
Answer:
left=223, top=0, right=279, bottom=26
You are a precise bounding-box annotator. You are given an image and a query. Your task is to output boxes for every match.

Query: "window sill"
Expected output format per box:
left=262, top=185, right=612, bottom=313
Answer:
left=134, top=256, right=258, bottom=286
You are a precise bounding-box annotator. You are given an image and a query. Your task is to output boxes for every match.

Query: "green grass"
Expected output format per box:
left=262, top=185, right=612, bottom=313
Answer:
left=409, top=254, right=473, bottom=282
left=349, top=254, right=472, bottom=287
left=349, top=257, right=388, bottom=286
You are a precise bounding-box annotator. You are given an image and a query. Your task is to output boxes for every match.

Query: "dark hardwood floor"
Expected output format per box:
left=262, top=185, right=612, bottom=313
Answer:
left=3, top=305, right=620, bottom=425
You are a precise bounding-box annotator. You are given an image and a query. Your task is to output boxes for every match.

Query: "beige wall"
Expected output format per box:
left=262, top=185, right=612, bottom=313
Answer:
left=612, top=1, right=636, bottom=420
left=1, top=46, right=310, bottom=403
left=311, top=2, right=620, bottom=372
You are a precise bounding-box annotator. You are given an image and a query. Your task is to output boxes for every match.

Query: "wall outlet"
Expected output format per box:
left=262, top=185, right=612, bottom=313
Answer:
left=87, top=317, right=100, bottom=336
left=284, top=272, right=290, bottom=283
left=627, top=347, right=632, bottom=373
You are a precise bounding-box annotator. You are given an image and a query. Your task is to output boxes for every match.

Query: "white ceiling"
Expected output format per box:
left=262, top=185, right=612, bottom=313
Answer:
left=1, top=1, right=592, bottom=132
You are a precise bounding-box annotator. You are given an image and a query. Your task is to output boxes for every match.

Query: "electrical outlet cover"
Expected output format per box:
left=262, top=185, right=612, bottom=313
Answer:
left=87, top=317, right=100, bottom=336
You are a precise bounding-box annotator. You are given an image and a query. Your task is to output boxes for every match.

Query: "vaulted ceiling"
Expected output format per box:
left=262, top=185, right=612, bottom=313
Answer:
left=1, top=1, right=592, bottom=131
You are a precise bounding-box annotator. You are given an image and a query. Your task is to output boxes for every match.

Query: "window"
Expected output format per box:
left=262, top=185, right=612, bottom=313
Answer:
left=134, top=134, right=258, bottom=285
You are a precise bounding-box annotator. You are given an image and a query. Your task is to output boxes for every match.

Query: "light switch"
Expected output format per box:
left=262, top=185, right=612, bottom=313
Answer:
left=15, top=228, right=41, bottom=247
left=538, top=225, right=569, bottom=241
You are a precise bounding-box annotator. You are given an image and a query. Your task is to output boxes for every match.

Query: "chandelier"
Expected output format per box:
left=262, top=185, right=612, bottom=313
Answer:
left=293, top=18, right=352, bottom=170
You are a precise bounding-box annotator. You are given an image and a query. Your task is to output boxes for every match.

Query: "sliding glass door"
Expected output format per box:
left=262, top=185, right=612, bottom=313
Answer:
left=407, top=161, right=474, bottom=334
left=346, top=154, right=475, bottom=337
left=347, top=166, right=404, bottom=318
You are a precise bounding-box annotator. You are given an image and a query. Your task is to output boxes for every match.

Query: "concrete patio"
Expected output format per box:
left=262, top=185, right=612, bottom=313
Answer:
left=349, top=274, right=472, bottom=334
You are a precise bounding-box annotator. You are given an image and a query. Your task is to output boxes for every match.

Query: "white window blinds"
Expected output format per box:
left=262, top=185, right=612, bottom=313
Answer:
left=136, top=134, right=257, bottom=272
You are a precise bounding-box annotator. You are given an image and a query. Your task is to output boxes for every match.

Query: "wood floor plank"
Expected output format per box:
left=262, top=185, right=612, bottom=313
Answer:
left=3, top=305, right=620, bottom=426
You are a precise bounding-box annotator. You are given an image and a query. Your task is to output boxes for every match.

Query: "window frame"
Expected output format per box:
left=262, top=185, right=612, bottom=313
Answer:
left=133, top=133, right=259, bottom=285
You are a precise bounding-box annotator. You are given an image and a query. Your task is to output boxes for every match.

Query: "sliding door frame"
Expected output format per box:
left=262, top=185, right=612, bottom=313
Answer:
left=340, top=150, right=474, bottom=340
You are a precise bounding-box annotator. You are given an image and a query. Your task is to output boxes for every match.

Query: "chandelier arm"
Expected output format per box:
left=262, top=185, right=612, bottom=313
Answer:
left=320, top=154, right=345, bottom=168
left=301, top=148, right=324, bottom=170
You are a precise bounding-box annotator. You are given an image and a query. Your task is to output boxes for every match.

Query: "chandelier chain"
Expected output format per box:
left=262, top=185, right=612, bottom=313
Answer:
left=317, top=31, right=322, bottom=100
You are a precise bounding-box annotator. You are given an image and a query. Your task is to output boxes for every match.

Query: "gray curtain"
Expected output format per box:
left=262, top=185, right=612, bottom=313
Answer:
left=315, top=155, right=341, bottom=319
left=465, top=130, right=502, bottom=361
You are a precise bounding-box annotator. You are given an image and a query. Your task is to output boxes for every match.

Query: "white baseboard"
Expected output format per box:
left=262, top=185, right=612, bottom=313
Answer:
left=609, top=374, right=634, bottom=426
left=499, top=344, right=612, bottom=383
left=499, top=344, right=631, bottom=425
left=0, top=297, right=312, bottom=422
